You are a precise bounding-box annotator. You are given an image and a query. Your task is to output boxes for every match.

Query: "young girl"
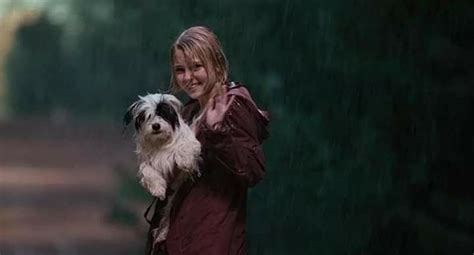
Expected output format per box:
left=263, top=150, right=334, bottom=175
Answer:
left=145, top=26, right=269, bottom=255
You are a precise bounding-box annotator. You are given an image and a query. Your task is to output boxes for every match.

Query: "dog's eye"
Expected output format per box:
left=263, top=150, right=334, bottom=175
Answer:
left=155, top=102, right=180, bottom=130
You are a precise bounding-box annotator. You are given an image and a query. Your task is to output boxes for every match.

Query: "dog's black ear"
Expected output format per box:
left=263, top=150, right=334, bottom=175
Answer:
left=162, top=94, right=183, bottom=114
left=123, top=101, right=141, bottom=127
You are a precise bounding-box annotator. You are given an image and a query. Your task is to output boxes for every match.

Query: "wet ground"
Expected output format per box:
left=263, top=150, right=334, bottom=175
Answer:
left=0, top=119, right=148, bottom=255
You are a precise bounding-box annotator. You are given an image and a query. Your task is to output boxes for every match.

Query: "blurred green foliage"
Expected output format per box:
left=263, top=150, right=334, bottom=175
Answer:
left=5, top=0, right=474, bottom=254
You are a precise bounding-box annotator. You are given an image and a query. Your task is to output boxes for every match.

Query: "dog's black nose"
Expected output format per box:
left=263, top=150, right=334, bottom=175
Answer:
left=152, top=123, right=161, bottom=131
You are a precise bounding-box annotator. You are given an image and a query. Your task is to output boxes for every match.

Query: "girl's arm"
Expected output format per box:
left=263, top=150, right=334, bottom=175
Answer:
left=197, top=95, right=266, bottom=187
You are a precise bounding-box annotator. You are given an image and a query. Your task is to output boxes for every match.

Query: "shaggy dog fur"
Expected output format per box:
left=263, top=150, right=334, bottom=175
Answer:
left=124, top=93, right=201, bottom=243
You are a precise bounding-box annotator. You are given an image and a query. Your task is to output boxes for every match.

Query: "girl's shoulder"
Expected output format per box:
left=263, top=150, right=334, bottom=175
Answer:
left=225, top=81, right=269, bottom=120
left=225, top=81, right=270, bottom=141
left=225, top=81, right=251, bottom=103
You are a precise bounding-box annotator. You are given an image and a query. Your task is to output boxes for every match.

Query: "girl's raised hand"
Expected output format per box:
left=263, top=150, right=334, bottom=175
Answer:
left=205, top=93, right=235, bottom=129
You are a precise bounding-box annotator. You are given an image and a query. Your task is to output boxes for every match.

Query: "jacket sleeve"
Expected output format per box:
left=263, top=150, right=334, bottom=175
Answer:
left=196, top=95, right=266, bottom=187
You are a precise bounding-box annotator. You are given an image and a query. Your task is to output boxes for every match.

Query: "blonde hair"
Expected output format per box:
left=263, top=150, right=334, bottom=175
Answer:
left=169, top=26, right=229, bottom=94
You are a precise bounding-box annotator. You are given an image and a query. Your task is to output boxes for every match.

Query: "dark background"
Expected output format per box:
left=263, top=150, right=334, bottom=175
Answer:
left=1, top=0, right=473, bottom=254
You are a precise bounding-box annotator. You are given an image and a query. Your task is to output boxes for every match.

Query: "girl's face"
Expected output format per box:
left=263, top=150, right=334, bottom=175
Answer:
left=173, top=49, right=211, bottom=100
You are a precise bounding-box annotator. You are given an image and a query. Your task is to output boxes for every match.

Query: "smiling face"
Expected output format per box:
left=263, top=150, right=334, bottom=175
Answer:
left=173, top=49, right=211, bottom=100
left=169, top=26, right=229, bottom=99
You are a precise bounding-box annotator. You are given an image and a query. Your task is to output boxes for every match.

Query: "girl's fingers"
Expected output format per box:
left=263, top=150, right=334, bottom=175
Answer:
left=212, top=94, right=224, bottom=111
left=205, top=94, right=236, bottom=127
left=209, top=97, right=215, bottom=110
left=211, top=95, right=235, bottom=115
left=224, top=95, right=236, bottom=111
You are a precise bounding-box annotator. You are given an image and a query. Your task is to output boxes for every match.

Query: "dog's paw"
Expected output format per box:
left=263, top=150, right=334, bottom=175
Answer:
left=140, top=177, right=166, bottom=200
left=149, top=185, right=166, bottom=201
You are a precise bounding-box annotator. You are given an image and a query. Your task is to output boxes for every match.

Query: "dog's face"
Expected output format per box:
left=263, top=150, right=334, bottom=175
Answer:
left=124, top=94, right=182, bottom=144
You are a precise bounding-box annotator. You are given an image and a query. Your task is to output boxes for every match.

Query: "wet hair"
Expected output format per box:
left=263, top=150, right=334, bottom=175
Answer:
left=169, top=26, right=229, bottom=93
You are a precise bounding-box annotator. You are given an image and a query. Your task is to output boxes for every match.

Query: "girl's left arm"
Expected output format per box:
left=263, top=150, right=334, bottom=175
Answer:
left=197, top=95, right=266, bottom=187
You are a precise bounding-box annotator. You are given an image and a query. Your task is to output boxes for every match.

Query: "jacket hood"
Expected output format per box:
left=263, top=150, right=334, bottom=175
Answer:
left=227, top=83, right=270, bottom=142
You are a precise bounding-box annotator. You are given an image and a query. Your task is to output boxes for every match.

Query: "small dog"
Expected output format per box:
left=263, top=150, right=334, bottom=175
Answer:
left=124, top=93, right=201, bottom=243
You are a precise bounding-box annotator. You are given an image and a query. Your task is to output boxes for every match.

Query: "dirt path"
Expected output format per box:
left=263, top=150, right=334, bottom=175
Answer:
left=0, top=120, right=147, bottom=255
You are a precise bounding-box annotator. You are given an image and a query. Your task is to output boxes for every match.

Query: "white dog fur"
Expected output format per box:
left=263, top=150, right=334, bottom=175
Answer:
left=125, top=93, right=201, bottom=244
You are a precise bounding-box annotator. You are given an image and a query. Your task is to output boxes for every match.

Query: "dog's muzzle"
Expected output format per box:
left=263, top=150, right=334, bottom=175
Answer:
left=152, top=123, right=161, bottom=134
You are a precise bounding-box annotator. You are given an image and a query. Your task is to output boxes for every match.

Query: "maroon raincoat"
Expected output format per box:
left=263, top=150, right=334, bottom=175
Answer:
left=145, top=82, right=269, bottom=255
